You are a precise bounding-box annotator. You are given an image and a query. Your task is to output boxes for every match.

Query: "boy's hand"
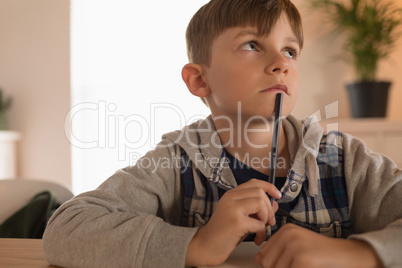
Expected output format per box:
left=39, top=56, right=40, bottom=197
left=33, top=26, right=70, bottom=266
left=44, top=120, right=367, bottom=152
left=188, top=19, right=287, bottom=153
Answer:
left=255, top=223, right=384, bottom=268
left=185, top=179, right=281, bottom=267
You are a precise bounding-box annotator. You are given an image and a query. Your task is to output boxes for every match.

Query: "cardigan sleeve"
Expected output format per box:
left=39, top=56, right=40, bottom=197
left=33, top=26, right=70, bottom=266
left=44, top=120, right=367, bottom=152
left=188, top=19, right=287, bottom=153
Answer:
left=342, top=133, right=402, bottom=267
left=42, top=139, right=198, bottom=268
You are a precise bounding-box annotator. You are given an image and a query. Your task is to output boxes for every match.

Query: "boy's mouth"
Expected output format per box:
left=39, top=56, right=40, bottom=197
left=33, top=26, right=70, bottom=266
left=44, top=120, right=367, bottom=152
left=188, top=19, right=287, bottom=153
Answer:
left=260, top=84, right=288, bottom=94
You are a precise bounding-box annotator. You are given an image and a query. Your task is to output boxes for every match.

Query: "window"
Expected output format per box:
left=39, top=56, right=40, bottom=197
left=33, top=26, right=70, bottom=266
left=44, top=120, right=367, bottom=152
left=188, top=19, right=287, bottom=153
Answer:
left=70, top=0, right=210, bottom=194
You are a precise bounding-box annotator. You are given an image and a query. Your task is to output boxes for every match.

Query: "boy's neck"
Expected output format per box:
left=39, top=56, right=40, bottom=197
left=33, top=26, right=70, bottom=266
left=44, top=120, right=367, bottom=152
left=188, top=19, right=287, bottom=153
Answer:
left=213, top=116, right=290, bottom=177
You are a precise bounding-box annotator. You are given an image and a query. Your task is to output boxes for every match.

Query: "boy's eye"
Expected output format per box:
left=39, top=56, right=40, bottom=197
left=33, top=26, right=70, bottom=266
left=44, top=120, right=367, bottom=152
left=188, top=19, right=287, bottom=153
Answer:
left=283, top=48, right=298, bottom=59
left=241, top=42, right=258, bottom=51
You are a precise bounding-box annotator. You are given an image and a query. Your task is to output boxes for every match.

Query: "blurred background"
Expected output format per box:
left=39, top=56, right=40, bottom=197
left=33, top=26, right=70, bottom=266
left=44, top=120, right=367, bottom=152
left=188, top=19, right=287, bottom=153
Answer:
left=0, top=0, right=401, bottom=194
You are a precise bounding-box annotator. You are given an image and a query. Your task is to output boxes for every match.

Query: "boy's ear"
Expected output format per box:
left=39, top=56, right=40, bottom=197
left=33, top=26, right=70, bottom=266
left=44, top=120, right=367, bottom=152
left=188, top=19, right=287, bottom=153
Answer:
left=181, top=63, right=210, bottom=98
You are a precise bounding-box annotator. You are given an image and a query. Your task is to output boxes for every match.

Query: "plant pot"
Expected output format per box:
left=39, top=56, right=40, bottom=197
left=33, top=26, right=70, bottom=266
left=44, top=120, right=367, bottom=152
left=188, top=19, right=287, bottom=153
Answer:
left=346, top=81, right=391, bottom=118
left=0, top=131, right=21, bottom=179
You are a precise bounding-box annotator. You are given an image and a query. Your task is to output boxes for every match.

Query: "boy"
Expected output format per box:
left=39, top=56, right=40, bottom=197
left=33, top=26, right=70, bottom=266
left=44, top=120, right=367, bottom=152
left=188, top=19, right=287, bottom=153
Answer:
left=43, top=0, right=402, bottom=267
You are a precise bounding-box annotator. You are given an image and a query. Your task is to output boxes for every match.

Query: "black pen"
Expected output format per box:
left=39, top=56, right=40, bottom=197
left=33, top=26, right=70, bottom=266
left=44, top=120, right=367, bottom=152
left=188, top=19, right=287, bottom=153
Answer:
left=268, top=93, right=283, bottom=205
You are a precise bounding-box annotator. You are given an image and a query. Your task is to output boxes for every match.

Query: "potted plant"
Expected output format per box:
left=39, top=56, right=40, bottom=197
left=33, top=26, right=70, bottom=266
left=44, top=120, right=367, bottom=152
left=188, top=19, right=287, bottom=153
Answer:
left=310, top=0, right=402, bottom=117
left=0, top=89, right=12, bottom=130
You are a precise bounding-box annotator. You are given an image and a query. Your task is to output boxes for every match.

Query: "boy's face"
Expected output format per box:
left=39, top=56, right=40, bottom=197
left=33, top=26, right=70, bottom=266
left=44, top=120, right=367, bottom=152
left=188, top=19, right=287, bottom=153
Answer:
left=203, top=15, right=299, bottom=121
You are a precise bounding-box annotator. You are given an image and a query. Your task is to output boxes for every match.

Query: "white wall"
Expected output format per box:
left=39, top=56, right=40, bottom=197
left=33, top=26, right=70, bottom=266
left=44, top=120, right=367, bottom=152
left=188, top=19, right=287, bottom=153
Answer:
left=0, top=0, right=71, bottom=188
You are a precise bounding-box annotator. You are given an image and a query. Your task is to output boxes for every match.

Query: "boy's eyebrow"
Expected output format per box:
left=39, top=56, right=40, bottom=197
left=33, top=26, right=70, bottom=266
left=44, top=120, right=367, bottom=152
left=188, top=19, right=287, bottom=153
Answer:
left=286, top=37, right=298, bottom=43
left=286, top=37, right=300, bottom=47
left=233, top=30, right=300, bottom=47
left=233, top=30, right=260, bottom=40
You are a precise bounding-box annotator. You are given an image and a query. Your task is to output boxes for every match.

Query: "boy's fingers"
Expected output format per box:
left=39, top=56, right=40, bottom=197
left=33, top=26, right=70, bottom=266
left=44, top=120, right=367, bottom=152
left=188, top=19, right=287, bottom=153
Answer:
left=226, top=187, right=270, bottom=201
left=239, top=197, right=270, bottom=223
left=241, top=198, right=278, bottom=228
left=272, top=200, right=279, bottom=211
left=255, top=252, right=263, bottom=265
left=254, top=230, right=267, bottom=246
left=226, top=183, right=281, bottom=226
left=268, top=200, right=279, bottom=226
left=242, top=217, right=267, bottom=244
left=232, top=179, right=282, bottom=199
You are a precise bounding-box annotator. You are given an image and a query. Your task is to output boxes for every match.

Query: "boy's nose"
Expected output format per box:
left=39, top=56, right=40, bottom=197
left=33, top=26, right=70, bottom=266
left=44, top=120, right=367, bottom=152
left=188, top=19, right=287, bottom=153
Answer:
left=264, top=54, right=289, bottom=75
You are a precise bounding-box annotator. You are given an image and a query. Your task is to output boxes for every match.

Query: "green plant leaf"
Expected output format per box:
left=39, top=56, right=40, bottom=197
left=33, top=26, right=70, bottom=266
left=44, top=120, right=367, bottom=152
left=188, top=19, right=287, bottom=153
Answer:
left=308, top=0, right=402, bottom=82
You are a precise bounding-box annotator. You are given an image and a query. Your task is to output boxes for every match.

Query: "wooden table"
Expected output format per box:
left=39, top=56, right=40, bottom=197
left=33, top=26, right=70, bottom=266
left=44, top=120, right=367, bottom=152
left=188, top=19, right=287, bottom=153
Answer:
left=0, top=238, right=57, bottom=268
left=0, top=238, right=261, bottom=267
left=199, top=242, right=261, bottom=267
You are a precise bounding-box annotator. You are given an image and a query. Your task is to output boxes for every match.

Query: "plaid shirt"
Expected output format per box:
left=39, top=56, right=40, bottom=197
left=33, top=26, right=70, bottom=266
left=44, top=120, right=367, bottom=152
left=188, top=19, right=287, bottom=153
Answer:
left=180, top=131, right=352, bottom=239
